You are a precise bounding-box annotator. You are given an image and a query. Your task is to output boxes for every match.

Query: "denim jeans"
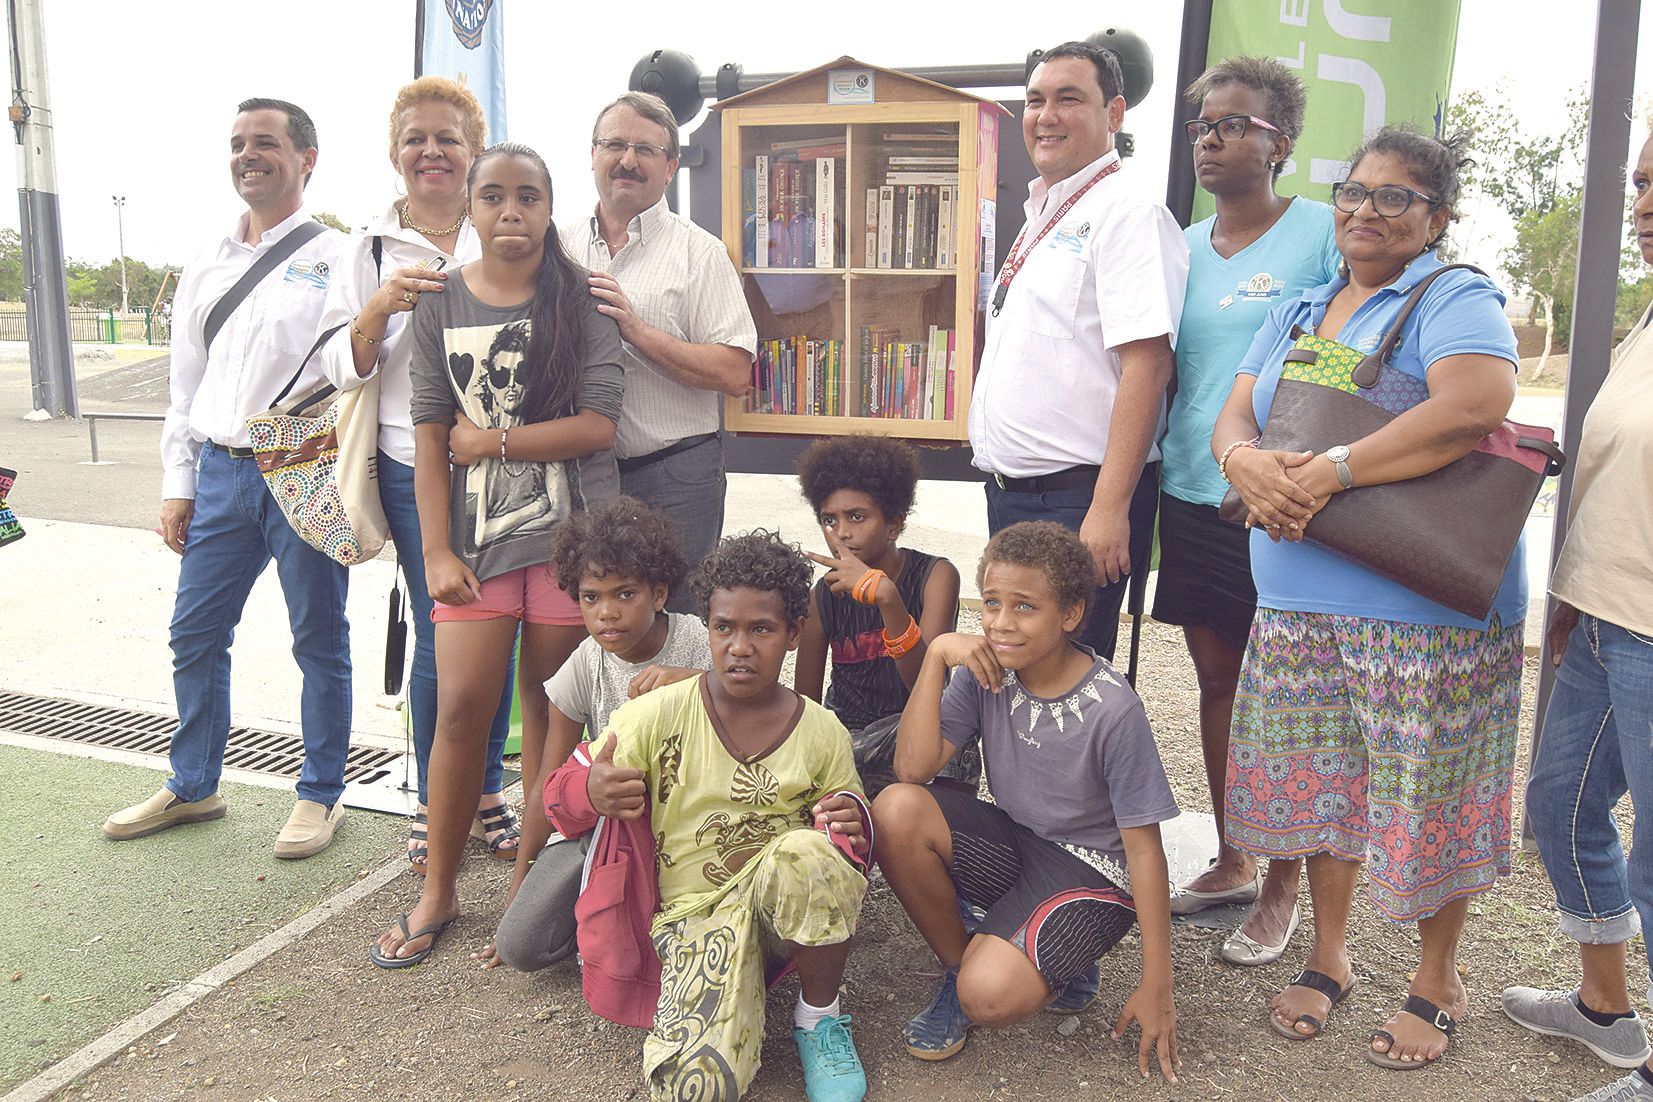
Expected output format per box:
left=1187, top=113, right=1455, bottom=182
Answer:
left=1526, top=613, right=1653, bottom=1002
left=983, top=462, right=1160, bottom=663
left=379, top=454, right=513, bottom=803
left=619, top=435, right=725, bottom=614
left=168, top=443, right=351, bottom=806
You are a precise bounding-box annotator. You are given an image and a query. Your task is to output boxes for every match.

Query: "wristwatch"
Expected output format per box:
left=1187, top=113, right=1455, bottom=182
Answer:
left=1326, top=445, right=1355, bottom=490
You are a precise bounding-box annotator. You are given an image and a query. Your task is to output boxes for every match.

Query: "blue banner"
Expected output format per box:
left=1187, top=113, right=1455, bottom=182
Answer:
left=418, top=0, right=507, bottom=144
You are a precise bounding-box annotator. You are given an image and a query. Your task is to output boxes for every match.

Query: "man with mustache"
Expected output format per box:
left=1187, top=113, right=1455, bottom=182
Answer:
left=563, top=92, right=758, bottom=607
left=105, top=98, right=353, bottom=857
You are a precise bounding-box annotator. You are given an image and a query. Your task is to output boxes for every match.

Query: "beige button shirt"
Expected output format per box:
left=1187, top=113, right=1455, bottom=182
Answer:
left=561, top=198, right=757, bottom=459
left=1549, top=306, right=1653, bottom=636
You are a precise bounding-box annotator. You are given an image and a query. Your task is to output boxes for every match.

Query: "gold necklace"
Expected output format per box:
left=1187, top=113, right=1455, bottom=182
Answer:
left=399, top=200, right=465, bottom=238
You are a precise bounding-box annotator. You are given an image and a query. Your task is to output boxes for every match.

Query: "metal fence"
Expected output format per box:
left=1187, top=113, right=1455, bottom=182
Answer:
left=0, top=306, right=170, bottom=345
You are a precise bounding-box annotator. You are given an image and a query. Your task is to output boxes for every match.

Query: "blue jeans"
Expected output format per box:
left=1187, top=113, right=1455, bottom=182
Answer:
left=983, top=462, right=1159, bottom=663
left=379, top=453, right=513, bottom=803
left=168, top=443, right=351, bottom=806
left=1526, top=613, right=1653, bottom=1002
left=619, top=435, right=725, bottom=614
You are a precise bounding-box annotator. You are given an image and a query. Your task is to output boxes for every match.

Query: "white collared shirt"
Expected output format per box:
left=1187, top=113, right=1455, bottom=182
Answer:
left=968, top=151, right=1189, bottom=478
left=314, top=202, right=481, bottom=466
left=561, top=197, right=757, bottom=459
left=160, top=206, right=350, bottom=499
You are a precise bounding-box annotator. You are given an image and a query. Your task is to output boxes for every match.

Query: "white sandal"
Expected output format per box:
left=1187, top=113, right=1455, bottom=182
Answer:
left=1220, top=903, right=1301, bottom=966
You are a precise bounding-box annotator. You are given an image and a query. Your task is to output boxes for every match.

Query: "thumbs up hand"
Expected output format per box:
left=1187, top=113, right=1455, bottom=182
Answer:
left=587, top=731, right=647, bottom=820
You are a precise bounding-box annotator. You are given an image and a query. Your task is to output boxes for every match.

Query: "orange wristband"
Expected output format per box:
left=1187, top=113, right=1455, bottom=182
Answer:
left=851, top=569, right=886, bottom=606
left=882, top=615, right=922, bottom=658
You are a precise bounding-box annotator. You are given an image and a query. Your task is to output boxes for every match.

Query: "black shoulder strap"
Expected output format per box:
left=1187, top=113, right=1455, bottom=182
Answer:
left=202, top=219, right=327, bottom=355
left=1352, top=262, right=1486, bottom=388
left=268, top=236, right=386, bottom=413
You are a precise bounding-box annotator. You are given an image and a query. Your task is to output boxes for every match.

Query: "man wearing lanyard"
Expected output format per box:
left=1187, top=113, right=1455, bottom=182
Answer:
left=563, top=91, right=758, bottom=607
left=968, top=41, right=1189, bottom=661
left=103, top=99, right=353, bottom=858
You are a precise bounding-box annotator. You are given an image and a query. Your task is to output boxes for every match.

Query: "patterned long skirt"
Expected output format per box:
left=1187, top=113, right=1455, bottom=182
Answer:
left=1224, top=607, right=1524, bottom=922
left=644, top=829, right=866, bottom=1101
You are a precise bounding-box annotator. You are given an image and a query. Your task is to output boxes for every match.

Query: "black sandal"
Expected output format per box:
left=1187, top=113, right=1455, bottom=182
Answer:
left=407, top=810, right=429, bottom=875
left=477, top=801, right=520, bottom=861
left=1365, top=994, right=1455, bottom=1070
left=1269, top=968, right=1358, bottom=1040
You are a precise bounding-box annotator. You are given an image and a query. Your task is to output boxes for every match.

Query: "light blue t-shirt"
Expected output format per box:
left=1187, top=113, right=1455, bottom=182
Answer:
left=1238, top=251, right=1525, bottom=631
left=1162, top=198, right=1340, bottom=506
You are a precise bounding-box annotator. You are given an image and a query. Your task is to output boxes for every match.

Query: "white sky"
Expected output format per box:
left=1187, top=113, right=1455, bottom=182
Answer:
left=11, top=0, right=1653, bottom=275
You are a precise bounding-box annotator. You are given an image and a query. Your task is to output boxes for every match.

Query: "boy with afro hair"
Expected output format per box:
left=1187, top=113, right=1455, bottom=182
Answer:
left=556, top=530, right=875, bottom=1102
left=794, top=434, right=974, bottom=795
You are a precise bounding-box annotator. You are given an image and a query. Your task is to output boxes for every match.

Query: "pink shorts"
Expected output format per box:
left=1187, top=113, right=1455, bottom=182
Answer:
left=432, top=563, right=583, bottom=626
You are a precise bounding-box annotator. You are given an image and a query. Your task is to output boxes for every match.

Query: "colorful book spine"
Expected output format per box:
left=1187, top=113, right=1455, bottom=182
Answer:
left=903, top=186, right=917, bottom=268
left=877, top=186, right=896, bottom=269
left=753, top=156, right=769, bottom=269
left=864, top=188, right=879, bottom=268
left=937, top=185, right=953, bottom=269
left=815, top=157, right=834, bottom=269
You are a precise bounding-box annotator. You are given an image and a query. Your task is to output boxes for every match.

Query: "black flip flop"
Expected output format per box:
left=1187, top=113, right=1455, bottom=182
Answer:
left=368, top=913, right=455, bottom=970
left=1269, top=968, right=1358, bottom=1040
left=1365, top=994, right=1455, bottom=1070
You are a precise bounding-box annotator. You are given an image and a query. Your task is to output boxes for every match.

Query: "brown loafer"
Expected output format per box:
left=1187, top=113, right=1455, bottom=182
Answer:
left=103, top=787, right=226, bottom=840
left=273, top=799, right=345, bottom=859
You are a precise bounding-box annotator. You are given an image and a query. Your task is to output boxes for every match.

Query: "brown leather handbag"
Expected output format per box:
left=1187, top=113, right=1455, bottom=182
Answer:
left=1219, top=264, right=1566, bottom=619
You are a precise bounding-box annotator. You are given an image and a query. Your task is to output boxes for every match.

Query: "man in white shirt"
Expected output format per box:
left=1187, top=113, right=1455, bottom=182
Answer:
left=104, top=99, right=353, bottom=858
left=968, top=42, right=1189, bottom=661
left=562, top=91, right=758, bottom=608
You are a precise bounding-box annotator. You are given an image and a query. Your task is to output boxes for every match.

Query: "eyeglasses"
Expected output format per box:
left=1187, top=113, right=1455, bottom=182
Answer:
left=593, top=138, right=669, bottom=160
left=1182, top=114, right=1281, bottom=145
left=1331, top=181, right=1440, bottom=218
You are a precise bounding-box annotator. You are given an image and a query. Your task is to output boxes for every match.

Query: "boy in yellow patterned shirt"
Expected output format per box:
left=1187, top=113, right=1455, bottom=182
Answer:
left=588, top=531, right=872, bottom=1102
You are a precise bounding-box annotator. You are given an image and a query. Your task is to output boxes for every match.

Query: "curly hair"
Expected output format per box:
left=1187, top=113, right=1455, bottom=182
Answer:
left=795, top=434, right=921, bottom=521
left=550, top=495, right=688, bottom=596
left=1343, top=124, right=1474, bottom=250
left=388, top=76, right=487, bottom=162
left=977, top=522, right=1095, bottom=633
left=1184, top=55, right=1307, bottom=179
left=691, top=530, right=813, bottom=624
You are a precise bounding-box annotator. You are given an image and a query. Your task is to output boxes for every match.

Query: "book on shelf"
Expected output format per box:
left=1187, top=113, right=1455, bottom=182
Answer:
left=855, top=325, right=957, bottom=420
left=744, top=151, right=842, bottom=269
left=746, top=336, right=847, bottom=416
left=876, top=185, right=895, bottom=269
left=860, top=174, right=956, bottom=270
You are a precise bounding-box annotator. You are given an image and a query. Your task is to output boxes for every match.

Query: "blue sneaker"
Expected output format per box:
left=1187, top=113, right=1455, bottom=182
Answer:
left=1046, top=961, right=1101, bottom=1014
left=904, top=969, right=973, bottom=1060
left=794, top=1013, right=867, bottom=1102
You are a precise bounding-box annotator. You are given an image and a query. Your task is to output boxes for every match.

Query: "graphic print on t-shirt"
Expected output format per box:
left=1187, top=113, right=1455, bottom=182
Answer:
left=444, top=319, right=571, bottom=552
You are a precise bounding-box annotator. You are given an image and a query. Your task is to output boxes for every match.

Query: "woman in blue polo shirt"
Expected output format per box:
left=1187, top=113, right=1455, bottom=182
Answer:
left=1157, top=56, right=1339, bottom=968
left=1213, top=125, right=1523, bottom=1072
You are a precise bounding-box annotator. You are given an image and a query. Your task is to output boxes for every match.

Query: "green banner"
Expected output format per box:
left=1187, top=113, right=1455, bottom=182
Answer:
left=1192, top=0, right=1461, bottom=223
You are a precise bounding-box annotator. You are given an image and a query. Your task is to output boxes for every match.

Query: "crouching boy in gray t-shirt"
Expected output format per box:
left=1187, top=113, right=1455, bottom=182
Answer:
left=872, top=521, right=1182, bottom=1083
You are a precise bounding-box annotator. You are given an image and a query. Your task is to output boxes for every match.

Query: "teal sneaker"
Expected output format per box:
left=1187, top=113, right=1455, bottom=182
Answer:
left=794, top=1013, right=867, bottom=1102
left=1047, top=961, right=1101, bottom=1014
left=904, top=969, right=974, bottom=1060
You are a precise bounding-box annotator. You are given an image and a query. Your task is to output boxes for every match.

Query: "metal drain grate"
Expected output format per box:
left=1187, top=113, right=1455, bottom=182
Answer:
left=0, top=691, right=401, bottom=782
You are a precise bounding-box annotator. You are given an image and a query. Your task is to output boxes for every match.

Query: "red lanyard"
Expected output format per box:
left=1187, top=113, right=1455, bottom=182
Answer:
left=991, top=159, right=1120, bottom=316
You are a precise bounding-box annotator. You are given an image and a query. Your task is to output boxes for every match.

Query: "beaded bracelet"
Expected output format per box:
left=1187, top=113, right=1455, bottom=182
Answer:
left=883, top=615, right=922, bottom=659
left=499, top=428, right=509, bottom=463
left=350, top=318, right=381, bottom=345
left=1218, top=436, right=1260, bottom=483
left=850, top=569, right=886, bottom=606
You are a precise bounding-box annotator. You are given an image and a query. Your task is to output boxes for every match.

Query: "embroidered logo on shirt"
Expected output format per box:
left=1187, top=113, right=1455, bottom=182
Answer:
left=1048, top=220, right=1092, bottom=255
left=283, top=259, right=331, bottom=290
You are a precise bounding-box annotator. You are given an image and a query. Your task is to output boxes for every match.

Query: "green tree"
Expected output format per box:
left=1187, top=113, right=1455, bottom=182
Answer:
left=1503, top=195, right=1581, bottom=353
left=312, top=210, right=349, bottom=232
left=0, top=228, right=22, bottom=301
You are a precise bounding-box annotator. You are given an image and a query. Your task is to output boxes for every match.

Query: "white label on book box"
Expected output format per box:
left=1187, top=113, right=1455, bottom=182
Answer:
left=827, top=69, right=875, bottom=104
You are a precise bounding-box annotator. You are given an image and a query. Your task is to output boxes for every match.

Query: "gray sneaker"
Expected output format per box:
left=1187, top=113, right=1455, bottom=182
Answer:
left=1502, top=986, right=1652, bottom=1069
left=1573, top=1071, right=1653, bottom=1101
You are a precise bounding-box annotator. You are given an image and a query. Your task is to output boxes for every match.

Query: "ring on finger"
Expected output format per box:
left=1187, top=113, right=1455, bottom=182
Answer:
left=402, top=291, right=416, bottom=304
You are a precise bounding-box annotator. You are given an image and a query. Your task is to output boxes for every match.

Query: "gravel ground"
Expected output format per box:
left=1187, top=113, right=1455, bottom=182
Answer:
left=56, top=621, right=1645, bottom=1102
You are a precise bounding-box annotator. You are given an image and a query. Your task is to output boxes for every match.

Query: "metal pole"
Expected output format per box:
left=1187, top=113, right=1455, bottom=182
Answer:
left=112, top=195, right=128, bottom=317
left=1164, top=0, right=1214, bottom=227
left=7, top=0, right=76, bottom=418
left=1526, top=0, right=1640, bottom=838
